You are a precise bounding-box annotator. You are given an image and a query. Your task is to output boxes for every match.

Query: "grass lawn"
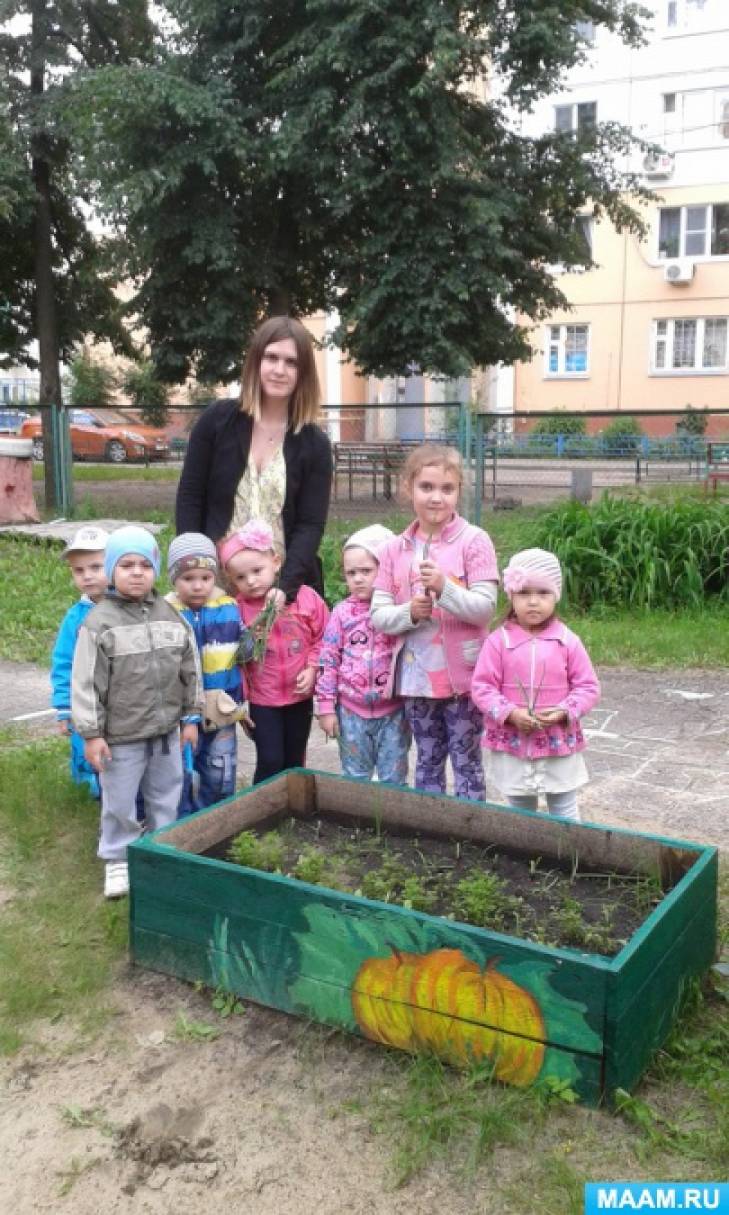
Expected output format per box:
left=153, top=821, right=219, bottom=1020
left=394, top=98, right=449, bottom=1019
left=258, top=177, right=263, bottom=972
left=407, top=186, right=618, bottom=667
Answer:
left=0, top=728, right=727, bottom=1198
left=32, top=462, right=181, bottom=482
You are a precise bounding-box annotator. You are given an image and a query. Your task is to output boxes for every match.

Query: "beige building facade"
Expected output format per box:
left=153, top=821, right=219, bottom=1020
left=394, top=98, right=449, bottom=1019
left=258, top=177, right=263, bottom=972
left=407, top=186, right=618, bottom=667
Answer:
left=502, top=0, right=729, bottom=436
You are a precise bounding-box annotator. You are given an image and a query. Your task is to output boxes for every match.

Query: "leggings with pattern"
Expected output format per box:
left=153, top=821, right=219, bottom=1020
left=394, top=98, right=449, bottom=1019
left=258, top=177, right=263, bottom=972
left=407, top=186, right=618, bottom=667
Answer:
left=403, top=696, right=484, bottom=801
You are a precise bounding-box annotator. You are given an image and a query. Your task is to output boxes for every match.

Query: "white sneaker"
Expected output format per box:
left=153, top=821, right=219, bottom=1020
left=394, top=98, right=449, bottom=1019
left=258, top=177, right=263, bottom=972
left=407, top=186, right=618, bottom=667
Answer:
left=104, top=861, right=129, bottom=899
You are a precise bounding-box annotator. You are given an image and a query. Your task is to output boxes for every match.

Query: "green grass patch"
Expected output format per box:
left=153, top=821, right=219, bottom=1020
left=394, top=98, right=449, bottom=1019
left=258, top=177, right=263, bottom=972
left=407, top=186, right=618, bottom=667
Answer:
left=0, top=732, right=128, bottom=1053
left=32, top=463, right=180, bottom=482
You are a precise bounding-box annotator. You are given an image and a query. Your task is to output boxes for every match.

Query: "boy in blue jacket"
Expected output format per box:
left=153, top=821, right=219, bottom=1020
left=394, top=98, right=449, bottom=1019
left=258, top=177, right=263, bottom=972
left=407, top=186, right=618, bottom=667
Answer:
left=51, top=526, right=110, bottom=797
left=165, top=533, right=253, bottom=814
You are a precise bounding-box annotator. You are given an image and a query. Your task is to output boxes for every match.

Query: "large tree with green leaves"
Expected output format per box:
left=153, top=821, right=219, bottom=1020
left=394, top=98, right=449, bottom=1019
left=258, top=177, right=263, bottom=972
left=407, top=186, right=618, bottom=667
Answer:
left=73, top=0, right=650, bottom=383
left=0, top=0, right=153, bottom=504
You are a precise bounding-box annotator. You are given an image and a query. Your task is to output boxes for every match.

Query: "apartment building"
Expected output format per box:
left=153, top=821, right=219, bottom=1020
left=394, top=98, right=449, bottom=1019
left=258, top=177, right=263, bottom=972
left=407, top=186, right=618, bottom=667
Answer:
left=500, top=0, right=729, bottom=435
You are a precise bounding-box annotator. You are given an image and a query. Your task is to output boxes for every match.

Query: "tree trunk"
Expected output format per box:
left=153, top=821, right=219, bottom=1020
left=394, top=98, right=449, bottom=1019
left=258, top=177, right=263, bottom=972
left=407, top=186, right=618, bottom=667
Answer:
left=31, top=0, right=63, bottom=511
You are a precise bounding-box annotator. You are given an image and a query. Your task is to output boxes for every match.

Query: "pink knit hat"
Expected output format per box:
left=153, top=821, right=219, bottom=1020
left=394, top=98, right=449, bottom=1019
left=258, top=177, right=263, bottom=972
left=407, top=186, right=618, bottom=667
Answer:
left=502, top=548, right=562, bottom=601
left=217, top=519, right=275, bottom=568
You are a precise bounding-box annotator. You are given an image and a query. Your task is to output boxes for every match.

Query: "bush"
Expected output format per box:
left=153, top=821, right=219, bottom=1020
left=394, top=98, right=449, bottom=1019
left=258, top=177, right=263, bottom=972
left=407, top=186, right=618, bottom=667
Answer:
left=534, top=495, right=729, bottom=610
left=68, top=351, right=116, bottom=410
left=532, top=413, right=587, bottom=437
left=676, top=405, right=708, bottom=437
left=599, top=415, right=643, bottom=457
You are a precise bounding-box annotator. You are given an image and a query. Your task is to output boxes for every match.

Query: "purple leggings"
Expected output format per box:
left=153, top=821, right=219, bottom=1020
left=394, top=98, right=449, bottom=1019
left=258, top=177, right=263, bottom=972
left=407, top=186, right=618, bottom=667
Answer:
left=403, top=696, right=484, bottom=801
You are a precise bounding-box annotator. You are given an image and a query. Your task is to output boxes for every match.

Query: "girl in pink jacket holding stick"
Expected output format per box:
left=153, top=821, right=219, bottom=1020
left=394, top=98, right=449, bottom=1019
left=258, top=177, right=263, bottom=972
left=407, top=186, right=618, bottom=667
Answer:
left=371, top=444, right=499, bottom=801
left=472, top=548, right=600, bottom=822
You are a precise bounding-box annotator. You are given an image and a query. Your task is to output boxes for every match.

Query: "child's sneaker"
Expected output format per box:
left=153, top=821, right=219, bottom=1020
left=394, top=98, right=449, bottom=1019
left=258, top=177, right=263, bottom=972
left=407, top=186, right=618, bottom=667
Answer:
left=104, top=861, right=129, bottom=899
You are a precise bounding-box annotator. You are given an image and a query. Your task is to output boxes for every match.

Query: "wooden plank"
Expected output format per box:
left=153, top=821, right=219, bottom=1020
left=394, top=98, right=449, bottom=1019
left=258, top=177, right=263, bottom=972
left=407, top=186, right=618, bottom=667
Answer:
left=607, top=848, right=717, bottom=1018
left=308, top=769, right=700, bottom=878
left=131, top=925, right=606, bottom=1106
left=604, top=894, right=717, bottom=1097
left=153, top=773, right=290, bottom=854
left=129, top=843, right=610, bottom=1056
left=286, top=770, right=317, bottom=816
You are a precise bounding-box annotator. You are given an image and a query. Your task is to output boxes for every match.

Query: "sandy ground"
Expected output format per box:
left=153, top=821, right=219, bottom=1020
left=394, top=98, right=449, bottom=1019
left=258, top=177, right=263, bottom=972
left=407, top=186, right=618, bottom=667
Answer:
left=1, top=648, right=727, bottom=1212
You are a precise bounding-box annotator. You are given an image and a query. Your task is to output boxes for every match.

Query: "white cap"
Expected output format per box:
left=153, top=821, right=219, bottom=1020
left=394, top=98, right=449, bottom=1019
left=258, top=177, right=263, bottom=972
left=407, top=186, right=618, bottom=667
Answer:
left=62, top=525, right=110, bottom=557
left=343, top=524, right=395, bottom=562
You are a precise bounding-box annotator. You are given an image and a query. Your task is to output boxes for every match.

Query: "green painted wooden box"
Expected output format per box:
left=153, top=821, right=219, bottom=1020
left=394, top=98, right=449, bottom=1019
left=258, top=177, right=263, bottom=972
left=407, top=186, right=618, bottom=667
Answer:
left=128, top=770, right=717, bottom=1105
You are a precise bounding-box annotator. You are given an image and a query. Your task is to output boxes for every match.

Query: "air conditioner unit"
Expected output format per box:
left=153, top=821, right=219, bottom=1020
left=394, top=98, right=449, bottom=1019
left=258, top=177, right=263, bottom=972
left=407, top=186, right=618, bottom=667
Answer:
left=664, top=259, right=695, bottom=285
left=643, top=151, right=675, bottom=178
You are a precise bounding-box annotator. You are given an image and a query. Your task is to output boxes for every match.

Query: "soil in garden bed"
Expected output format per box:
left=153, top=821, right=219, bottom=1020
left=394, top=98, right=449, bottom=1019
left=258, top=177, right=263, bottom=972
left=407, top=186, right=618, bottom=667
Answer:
left=204, top=815, right=668, bottom=957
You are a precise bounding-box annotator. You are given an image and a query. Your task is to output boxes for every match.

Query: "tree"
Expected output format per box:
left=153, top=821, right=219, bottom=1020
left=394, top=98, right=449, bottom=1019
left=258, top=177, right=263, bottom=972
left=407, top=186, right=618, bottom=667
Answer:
left=68, top=350, right=116, bottom=410
left=600, top=414, right=643, bottom=457
left=73, top=0, right=650, bottom=384
left=0, top=1, right=153, bottom=506
left=123, top=359, right=169, bottom=426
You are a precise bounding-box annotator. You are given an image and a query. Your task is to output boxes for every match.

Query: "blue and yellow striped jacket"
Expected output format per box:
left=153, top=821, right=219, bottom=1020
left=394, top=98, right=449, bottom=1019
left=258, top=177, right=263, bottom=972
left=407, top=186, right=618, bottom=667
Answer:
left=166, top=588, right=243, bottom=700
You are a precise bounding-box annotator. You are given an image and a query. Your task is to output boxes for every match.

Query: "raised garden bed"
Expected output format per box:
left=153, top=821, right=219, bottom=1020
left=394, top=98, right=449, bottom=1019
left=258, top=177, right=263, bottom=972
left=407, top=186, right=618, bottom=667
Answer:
left=128, top=770, right=718, bottom=1105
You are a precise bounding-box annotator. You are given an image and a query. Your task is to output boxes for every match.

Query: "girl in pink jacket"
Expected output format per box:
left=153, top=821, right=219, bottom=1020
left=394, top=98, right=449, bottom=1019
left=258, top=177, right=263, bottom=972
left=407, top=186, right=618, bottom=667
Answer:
left=471, top=548, right=600, bottom=822
left=219, top=520, right=329, bottom=784
left=371, top=444, right=499, bottom=800
left=315, top=525, right=411, bottom=785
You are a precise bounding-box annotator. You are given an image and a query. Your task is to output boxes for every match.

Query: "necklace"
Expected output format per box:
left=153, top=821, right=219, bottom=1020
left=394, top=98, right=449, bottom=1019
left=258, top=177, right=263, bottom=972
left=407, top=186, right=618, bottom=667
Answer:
left=257, top=419, right=288, bottom=444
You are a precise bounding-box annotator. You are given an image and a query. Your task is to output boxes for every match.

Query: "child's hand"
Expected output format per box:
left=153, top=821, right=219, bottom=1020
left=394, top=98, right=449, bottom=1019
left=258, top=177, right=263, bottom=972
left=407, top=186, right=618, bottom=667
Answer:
left=410, top=593, right=434, bottom=623
left=418, top=559, right=445, bottom=597
left=534, top=707, right=568, bottom=725
left=85, top=736, right=112, bottom=772
left=56, top=719, right=71, bottom=737
left=318, top=713, right=339, bottom=740
left=266, top=587, right=287, bottom=615
left=295, top=666, right=316, bottom=696
left=506, top=708, right=539, bottom=734
left=181, top=722, right=199, bottom=750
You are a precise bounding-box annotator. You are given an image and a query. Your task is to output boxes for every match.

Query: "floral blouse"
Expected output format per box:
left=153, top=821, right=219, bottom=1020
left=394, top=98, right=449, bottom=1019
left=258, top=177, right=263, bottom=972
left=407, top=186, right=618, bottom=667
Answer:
left=229, top=443, right=286, bottom=558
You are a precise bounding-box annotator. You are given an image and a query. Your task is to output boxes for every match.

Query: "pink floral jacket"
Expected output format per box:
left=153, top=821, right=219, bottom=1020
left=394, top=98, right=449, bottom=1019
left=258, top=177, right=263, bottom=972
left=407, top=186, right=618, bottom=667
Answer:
left=471, top=618, right=600, bottom=759
left=237, top=585, right=329, bottom=707
left=315, top=596, right=401, bottom=719
left=372, top=513, right=498, bottom=697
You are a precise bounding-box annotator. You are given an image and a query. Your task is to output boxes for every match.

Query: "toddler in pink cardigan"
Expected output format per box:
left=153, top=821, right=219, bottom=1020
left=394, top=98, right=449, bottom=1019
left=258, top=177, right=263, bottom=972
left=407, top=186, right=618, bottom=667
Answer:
left=219, top=520, right=329, bottom=785
left=315, top=525, right=411, bottom=785
left=471, top=548, right=600, bottom=822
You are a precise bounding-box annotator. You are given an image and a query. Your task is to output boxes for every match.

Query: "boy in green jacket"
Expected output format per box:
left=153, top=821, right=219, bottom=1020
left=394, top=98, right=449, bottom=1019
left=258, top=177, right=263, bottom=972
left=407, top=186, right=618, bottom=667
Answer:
left=72, top=526, right=203, bottom=898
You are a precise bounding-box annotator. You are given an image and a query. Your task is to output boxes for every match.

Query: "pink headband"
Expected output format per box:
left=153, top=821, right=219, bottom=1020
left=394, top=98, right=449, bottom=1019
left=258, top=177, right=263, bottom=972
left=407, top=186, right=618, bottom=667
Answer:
left=218, top=520, right=275, bottom=567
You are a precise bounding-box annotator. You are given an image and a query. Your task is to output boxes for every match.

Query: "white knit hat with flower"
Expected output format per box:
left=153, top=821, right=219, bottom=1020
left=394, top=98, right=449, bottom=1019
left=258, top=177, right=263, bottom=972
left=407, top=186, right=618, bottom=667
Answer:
left=502, top=548, right=562, bottom=601
left=343, top=524, right=394, bottom=562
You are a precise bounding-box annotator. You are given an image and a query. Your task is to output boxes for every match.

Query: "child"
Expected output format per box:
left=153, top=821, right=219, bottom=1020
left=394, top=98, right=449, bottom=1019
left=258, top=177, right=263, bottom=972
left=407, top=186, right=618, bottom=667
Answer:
left=71, top=525, right=203, bottom=898
left=315, top=524, right=411, bottom=785
left=471, top=548, right=600, bottom=822
left=51, top=525, right=110, bottom=798
left=219, top=519, right=328, bottom=784
left=371, top=443, right=499, bottom=800
left=166, top=532, right=253, bottom=814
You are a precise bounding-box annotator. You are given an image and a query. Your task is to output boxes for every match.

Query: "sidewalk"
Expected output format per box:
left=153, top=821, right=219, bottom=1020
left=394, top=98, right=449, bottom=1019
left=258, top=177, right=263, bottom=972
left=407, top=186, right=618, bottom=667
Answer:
left=3, top=658, right=727, bottom=852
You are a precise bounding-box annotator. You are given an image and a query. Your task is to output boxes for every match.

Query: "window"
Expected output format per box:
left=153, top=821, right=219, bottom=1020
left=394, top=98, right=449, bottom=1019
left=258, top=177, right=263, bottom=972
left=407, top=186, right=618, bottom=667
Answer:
left=663, top=93, right=677, bottom=113
left=554, top=101, right=597, bottom=134
left=652, top=317, right=728, bottom=372
left=718, top=95, right=729, bottom=139
left=546, top=324, right=590, bottom=376
left=665, top=0, right=724, bottom=31
left=658, top=204, right=729, bottom=258
left=575, top=215, right=593, bottom=263
left=575, top=20, right=596, bottom=44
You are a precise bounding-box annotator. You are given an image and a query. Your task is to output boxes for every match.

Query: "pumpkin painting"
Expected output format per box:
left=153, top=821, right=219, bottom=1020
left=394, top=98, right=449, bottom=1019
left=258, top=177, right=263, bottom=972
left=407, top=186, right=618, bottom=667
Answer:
left=351, top=947, right=546, bottom=1086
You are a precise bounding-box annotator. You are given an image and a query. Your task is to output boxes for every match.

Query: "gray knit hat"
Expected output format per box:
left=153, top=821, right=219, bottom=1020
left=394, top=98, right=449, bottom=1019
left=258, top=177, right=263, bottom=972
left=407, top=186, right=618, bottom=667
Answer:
left=168, top=532, right=218, bottom=583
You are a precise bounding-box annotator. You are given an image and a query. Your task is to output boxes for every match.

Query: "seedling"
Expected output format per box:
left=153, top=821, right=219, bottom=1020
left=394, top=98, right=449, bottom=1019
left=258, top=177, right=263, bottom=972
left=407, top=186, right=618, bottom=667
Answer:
left=173, top=1011, right=220, bottom=1041
left=211, top=986, right=246, bottom=1018
left=293, top=848, right=329, bottom=886
left=228, top=829, right=284, bottom=872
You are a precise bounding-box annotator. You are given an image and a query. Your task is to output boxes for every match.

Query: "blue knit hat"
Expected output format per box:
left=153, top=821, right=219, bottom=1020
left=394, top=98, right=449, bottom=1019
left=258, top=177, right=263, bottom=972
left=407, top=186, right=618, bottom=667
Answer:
left=104, top=525, right=161, bottom=582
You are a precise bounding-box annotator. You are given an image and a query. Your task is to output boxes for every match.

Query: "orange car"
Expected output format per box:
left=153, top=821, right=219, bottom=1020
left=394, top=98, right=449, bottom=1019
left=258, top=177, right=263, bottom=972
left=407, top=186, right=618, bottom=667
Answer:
left=22, top=408, right=170, bottom=463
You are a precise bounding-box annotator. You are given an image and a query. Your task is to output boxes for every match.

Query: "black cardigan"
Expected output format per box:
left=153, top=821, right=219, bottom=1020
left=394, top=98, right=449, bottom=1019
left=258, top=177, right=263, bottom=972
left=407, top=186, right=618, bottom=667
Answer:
left=175, top=400, right=333, bottom=599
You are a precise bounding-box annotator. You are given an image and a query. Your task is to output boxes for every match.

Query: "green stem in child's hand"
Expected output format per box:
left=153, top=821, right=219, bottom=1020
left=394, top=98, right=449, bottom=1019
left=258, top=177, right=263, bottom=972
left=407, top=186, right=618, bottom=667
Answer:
left=250, top=593, right=279, bottom=663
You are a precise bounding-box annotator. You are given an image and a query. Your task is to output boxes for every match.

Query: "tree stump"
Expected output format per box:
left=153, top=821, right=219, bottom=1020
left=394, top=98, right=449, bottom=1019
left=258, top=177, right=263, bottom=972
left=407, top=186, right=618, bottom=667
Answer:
left=0, top=437, right=40, bottom=524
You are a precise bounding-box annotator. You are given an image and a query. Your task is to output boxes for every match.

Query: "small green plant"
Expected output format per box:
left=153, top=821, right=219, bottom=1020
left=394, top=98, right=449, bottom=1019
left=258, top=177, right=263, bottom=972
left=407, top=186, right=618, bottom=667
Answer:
left=211, top=987, right=246, bottom=1018
left=401, top=875, right=437, bottom=913
left=173, top=1011, right=220, bottom=1041
left=228, top=829, right=284, bottom=872
left=451, top=872, right=521, bottom=929
left=293, top=848, right=329, bottom=885
left=56, top=1155, right=101, bottom=1198
left=59, top=1104, right=115, bottom=1135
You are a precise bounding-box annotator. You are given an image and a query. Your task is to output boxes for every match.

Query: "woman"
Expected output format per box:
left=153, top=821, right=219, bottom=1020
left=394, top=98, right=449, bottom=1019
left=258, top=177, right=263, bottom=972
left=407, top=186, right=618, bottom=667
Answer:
left=176, top=316, right=333, bottom=603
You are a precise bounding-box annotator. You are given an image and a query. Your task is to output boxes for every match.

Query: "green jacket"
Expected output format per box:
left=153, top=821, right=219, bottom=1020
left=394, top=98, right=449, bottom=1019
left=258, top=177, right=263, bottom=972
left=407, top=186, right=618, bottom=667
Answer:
left=71, top=589, right=203, bottom=744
